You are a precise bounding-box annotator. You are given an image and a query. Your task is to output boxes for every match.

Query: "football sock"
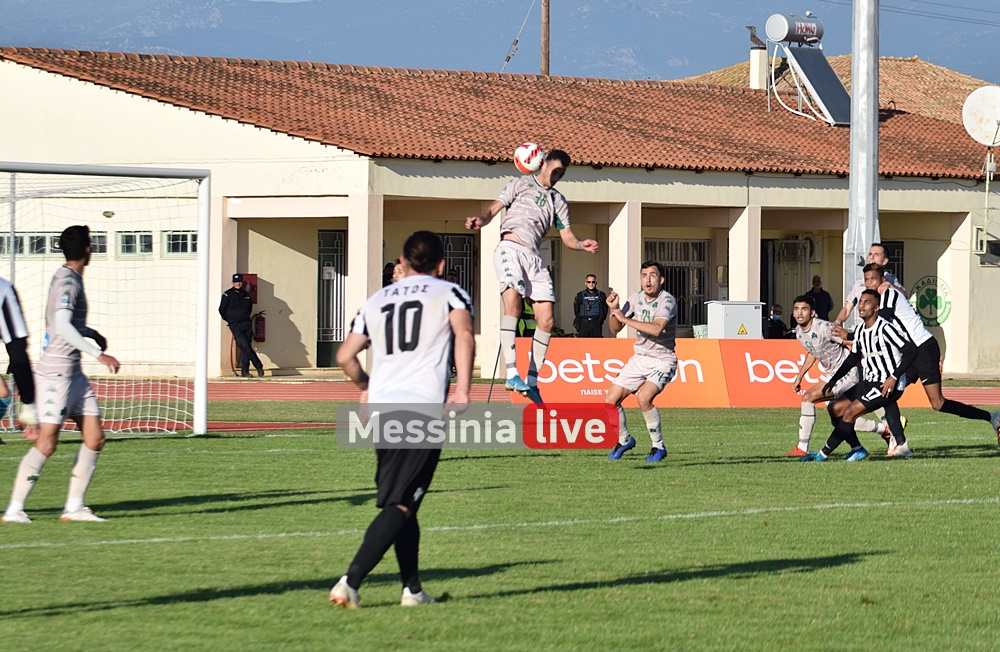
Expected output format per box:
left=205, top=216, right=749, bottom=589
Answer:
left=7, top=447, right=48, bottom=514
left=642, top=408, right=663, bottom=449
left=874, top=407, right=887, bottom=420
left=939, top=399, right=991, bottom=422
left=500, top=316, right=519, bottom=378
left=882, top=404, right=906, bottom=445
left=798, top=402, right=816, bottom=450
left=394, top=515, right=422, bottom=594
left=853, top=416, right=881, bottom=433
left=526, top=330, right=551, bottom=387
left=617, top=405, right=631, bottom=444
left=346, top=506, right=408, bottom=590
left=822, top=420, right=856, bottom=456
left=64, top=444, right=100, bottom=513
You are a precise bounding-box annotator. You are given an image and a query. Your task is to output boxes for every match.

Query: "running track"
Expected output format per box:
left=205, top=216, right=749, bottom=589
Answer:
left=207, top=381, right=1000, bottom=404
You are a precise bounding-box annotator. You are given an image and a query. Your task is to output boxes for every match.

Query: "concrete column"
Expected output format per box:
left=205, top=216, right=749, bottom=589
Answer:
left=608, top=201, right=642, bottom=338
left=213, top=194, right=235, bottom=377
left=940, top=212, right=972, bottom=372
left=345, top=193, right=383, bottom=367
left=478, top=202, right=502, bottom=377
left=728, top=205, right=761, bottom=301
left=749, top=48, right=768, bottom=90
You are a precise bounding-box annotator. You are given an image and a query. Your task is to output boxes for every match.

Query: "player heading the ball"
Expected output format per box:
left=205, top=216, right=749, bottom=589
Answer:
left=466, top=148, right=597, bottom=404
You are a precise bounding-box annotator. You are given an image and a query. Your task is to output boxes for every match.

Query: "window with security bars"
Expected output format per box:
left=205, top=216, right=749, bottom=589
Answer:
left=881, top=241, right=904, bottom=287
left=164, top=230, right=197, bottom=256
left=643, top=239, right=710, bottom=326
left=118, top=231, right=153, bottom=256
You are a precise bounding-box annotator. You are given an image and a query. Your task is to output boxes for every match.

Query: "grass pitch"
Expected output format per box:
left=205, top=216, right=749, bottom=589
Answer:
left=1, top=405, right=999, bottom=650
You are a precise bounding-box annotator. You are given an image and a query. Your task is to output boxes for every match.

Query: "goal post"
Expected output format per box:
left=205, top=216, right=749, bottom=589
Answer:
left=0, top=161, right=210, bottom=436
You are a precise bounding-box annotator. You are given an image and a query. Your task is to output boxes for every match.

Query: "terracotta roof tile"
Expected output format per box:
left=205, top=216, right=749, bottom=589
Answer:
left=0, top=47, right=986, bottom=179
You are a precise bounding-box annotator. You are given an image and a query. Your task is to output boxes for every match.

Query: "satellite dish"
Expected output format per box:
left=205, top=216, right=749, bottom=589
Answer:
left=962, top=86, right=1000, bottom=147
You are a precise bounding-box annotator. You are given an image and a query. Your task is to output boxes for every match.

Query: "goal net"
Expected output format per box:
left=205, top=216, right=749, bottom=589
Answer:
left=0, top=162, right=209, bottom=435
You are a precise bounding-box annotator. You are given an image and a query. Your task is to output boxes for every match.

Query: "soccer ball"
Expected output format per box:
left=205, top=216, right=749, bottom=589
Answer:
left=514, top=142, right=544, bottom=174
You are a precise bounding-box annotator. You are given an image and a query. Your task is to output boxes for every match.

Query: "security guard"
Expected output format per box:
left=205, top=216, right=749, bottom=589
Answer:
left=219, top=273, right=264, bottom=377
left=573, top=274, right=608, bottom=337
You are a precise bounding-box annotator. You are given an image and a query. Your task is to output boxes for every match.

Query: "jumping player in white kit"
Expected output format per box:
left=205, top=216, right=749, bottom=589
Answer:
left=466, top=149, right=597, bottom=403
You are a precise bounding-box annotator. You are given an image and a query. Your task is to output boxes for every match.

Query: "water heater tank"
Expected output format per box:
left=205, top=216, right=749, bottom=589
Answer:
left=765, top=13, right=824, bottom=44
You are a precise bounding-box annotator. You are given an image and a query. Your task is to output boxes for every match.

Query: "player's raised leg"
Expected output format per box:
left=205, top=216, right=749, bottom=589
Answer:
left=499, top=286, right=529, bottom=394
left=605, top=383, right=636, bottom=460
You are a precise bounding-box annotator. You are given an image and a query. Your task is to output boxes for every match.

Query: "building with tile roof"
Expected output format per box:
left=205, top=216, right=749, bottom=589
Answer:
left=1, top=47, right=997, bottom=376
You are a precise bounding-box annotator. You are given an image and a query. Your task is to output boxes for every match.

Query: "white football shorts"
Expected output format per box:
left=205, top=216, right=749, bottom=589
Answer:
left=35, top=372, right=100, bottom=425
left=493, top=240, right=555, bottom=303
left=612, top=352, right=678, bottom=393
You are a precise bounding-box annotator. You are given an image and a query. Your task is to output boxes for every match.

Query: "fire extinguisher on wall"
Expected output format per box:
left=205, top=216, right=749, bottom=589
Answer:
left=252, top=311, right=266, bottom=343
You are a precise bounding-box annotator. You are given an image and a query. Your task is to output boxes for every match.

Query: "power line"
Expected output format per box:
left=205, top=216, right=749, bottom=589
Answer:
left=909, top=0, right=1000, bottom=17
left=501, top=0, right=537, bottom=73
left=816, top=0, right=1000, bottom=27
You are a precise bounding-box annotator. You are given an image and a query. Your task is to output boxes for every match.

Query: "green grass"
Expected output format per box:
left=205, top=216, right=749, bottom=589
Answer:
left=2, top=406, right=1000, bottom=650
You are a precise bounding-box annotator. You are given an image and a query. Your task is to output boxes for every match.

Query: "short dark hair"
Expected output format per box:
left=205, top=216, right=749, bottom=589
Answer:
left=793, top=294, right=815, bottom=310
left=771, top=304, right=783, bottom=312
left=546, top=149, right=570, bottom=167
left=861, top=289, right=880, bottom=303
left=870, top=242, right=887, bottom=257
left=402, top=231, right=445, bottom=274
left=640, top=260, right=665, bottom=277
left=862, top=263, right=885, bottom=277
left=585, top=274, right=597, bottom=281
left=60, top=225, right=90, bottom=261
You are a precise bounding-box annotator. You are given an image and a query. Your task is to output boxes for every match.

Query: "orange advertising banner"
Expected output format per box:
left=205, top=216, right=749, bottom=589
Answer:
left=512, top=338, right=931, bottom=409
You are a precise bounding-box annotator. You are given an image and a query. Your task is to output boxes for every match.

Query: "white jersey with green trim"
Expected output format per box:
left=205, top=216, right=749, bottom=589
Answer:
left=349, top=276, right=473, bottom=404
left=794, top=318, right=848, bottom=372
left=497, top=174, right=570, bottom=255
left=36, top=265, right=88, bottom=377
left=622, top=289, right=677, bottom=357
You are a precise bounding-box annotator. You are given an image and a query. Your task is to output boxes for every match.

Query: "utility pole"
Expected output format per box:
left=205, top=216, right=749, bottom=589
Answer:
left=541, top=0, right=550, bottom=75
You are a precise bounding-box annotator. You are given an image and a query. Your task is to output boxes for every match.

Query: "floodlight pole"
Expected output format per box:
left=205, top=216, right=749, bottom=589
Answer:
left=845, top=0, right=881, bottom=326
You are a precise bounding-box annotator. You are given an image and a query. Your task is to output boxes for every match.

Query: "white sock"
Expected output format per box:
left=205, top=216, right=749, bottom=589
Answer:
left=874, top=407, right=886, bottom=420
left=500, top=316, right=519, bottom=379
left=7, top=447, right=48, bottom=514
left=526, top=330, right=551, bottom=387
left=798, top=402, right=816, bottom=451
left=642, top=408, right=663, bottom=449
left=64, top=444, right=100, bottom=513
left=854, top=417, right=881, bottom=433
left=617, top=405, right=631, bottom=444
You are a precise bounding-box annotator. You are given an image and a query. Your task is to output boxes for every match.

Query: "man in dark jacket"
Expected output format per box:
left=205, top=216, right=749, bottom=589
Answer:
left=219, top=273, right=264, bottom=378
left=573, top=274, right=608, bottom=337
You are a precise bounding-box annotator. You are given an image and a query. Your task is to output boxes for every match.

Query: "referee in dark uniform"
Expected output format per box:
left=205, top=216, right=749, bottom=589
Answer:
left=0, top=277, right=37, bottom=440
left=218, top=273, right=264, bottom=378
left=802, top=289, right=916, bottom=461
left=573, top=274, right=608, bottom=337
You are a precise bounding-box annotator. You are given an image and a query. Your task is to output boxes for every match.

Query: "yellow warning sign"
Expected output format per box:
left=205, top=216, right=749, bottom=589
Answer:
left=737, top=324, right=748, bottom=335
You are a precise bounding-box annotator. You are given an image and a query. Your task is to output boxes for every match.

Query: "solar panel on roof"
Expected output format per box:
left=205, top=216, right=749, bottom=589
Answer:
left=783, top=46, right=851, bottom=125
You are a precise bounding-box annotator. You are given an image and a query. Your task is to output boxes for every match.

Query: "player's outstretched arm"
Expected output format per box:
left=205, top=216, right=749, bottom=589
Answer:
left=792, top=352, right=817, bottom=393
left=336, top=332, right=370, bottom=391
left=449, top=308, right=475, bottom=408
left=465, top=200, right=505, bottom=231
left=833, top=301, right=853, bottom=326
left=557, top=227, right=598, bottom=253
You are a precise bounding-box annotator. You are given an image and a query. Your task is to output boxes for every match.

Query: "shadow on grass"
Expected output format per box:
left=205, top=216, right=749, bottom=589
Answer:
left=461, top=552, right=881, bottom=600
left=0, top=561, right=555, bottom=618
left=18, top=485, right=512, bottom=519
left=902, top=443, right=1000, bottom=459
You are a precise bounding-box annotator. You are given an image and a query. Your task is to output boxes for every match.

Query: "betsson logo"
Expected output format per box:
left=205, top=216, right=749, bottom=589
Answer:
left=533, top=354, right=704, bottom=384
left=745, top=352, right=829, bottom=384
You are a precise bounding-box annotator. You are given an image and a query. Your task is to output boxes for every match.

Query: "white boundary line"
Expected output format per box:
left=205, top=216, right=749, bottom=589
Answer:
left=1, top=496, right=996, bottom=551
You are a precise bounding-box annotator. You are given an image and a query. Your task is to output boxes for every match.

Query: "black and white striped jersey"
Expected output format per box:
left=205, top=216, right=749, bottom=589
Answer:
left=879, top=287, right=932, bottom=347
left=851, top=316, right=912, bottom=384
left=349, top=275, right=473, bottom=404
left=0, top=277, right=29, bottom=344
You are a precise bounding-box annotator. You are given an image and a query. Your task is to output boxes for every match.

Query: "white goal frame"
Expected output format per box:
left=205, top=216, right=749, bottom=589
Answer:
left=0, top=161, right=210, bottom=435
